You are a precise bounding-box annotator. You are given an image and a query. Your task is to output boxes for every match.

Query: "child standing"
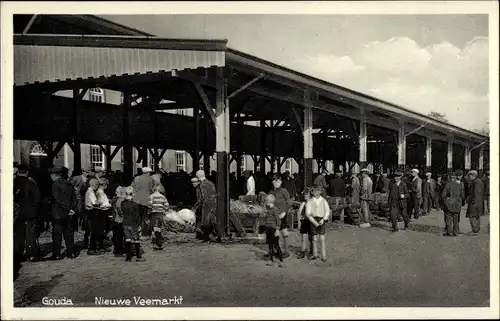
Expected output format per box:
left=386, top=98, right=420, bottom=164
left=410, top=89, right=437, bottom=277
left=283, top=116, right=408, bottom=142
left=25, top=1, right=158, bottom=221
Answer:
left=306, top=185, right=331, bottom=263
left=121, top=186, right=145, bottom=262
left=148, top=185, right=170, bottom=250
left=263, top=194, right=285, bottom=268
left=268, top=174, right=292, bottom=258
left=111, top=186, right=126, bottom=256
left=297, top=187, right=314, bottom=259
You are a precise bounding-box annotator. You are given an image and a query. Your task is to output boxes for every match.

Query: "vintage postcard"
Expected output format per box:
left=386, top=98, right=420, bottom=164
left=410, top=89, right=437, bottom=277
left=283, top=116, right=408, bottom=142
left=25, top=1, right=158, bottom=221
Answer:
left=1, top=1, right=498, bottom=320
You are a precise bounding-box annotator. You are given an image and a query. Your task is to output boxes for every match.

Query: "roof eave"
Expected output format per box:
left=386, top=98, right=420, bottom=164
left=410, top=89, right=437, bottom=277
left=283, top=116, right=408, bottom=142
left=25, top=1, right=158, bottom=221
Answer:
left=14, top=34, right=228, bottom=52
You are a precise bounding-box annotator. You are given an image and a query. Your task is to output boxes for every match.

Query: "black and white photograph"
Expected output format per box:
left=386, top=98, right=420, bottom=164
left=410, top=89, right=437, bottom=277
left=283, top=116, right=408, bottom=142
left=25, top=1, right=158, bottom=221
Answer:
left=1, top=1, right=498, bottom=320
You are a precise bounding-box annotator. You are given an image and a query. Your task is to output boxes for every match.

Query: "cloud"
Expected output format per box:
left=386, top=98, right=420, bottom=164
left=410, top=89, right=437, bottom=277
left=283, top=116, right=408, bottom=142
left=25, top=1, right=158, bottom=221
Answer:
left=288, top=36, right=489, bottom=132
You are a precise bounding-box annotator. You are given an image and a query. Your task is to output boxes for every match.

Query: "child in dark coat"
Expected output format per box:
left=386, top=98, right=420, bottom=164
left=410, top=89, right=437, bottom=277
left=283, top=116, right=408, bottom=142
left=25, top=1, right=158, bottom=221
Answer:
left=263, top=194, right=285, bottom=268
left=121, top=186, right=145, bottom=262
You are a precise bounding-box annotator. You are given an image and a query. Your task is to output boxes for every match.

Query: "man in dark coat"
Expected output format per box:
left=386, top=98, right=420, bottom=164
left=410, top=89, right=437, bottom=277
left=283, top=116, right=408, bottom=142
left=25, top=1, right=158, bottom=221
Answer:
left=330, top=170, right=346, bottom=198
left=14, top=165, right=41, bottom=262
left=466, top=170, right=484, bottom=235
left=282, top=171, right=298, bottom=200
left=388, top=172, right=410, bottom=232
left=422, top=172, right=436, bottom=216
left=482, top=171, right=489, bottom=215
left=50, top=167, right=78, bottom=260
left=441, top=171, right=464, bottom=236
left=373, top=171, right=387, bottom=193
left=193, top=170, right=222, bottom=242
left=313, top=169, right=328, bottom=197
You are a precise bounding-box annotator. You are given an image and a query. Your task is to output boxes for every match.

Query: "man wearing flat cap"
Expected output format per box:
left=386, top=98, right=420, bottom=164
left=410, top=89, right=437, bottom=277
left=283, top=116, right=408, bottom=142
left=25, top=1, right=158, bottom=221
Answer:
left=409, top=169, right=422, bottom=220
left=422, top=172, right=436, bottom=216
left=359, top=168, right=373, bottom=228
left=50, top=167, right=78, bottom=259
left=329, top=170, right=347, bottom=224
left=388, top=171, right=410, bottom=231
left=441, top=170, right=465, bottom=236
left=313, top=169, right=328, bottom=198
left=192, top=170, right=222, bottom=242
left=466, top=170, right=484, bottom=235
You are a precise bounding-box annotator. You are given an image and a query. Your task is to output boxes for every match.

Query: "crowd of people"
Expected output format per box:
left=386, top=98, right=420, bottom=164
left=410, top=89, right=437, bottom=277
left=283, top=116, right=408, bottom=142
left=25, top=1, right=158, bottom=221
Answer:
left=13, top=161, right=490, bottom=275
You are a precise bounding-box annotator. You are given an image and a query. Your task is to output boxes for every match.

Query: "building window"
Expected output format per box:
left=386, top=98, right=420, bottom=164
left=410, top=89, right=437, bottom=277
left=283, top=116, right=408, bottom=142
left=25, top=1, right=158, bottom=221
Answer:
left=149, top=151, right=162, bottom=171
left=89, top=88, right=104, bottom=103
left=90, top=145, right=105, bottom=171
left=176, top=109, right=186, bottom=116
left=29, top=142, right=47, bottom=156
left=285, top=158, right=292, bottom=173
left=175, top=151, right=186, bottom=172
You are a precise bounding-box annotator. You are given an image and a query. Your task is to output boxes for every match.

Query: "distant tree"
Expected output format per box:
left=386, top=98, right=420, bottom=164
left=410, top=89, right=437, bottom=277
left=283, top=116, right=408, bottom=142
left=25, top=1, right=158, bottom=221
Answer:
left=476, top=122, right=489, bottom=136
left=428, top=112, right=449, bottom=123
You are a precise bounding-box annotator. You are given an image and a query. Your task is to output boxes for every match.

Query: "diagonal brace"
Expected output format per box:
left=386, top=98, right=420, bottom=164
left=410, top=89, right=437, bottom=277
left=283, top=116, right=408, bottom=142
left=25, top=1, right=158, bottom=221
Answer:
left=193, top=83, right=217, bottom=125
left=227, top=73, right=265, bottom=100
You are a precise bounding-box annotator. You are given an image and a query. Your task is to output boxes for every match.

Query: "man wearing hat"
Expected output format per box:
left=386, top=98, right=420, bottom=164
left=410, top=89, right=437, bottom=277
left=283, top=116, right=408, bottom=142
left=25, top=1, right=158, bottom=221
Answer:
left=49, top=167, right=78, bottom=259
left=441, top=170, right=465, bottom=236
left=359, top=168, right=373, bottom=228
left=14, top=164, right=41, bottom=262
left=329, top=169, right=347, bottom=224
left=313, top=169, right=328, bottom=198
left=192, top=170, right=222, bottom=242
left=131, top=167, right=154, bottom=237
left=388, top=171, right=410, bottom=232
left=422, top=172, right=436, bottom=216
left=282, top=171, right=298, bottom=200
left=409, top=169, right=422, bottom=220
left=466, top=170, right=484, bottom=235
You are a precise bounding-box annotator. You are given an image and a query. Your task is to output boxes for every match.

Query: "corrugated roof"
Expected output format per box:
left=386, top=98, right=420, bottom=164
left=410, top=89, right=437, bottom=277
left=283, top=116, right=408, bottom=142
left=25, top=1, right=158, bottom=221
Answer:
left=14, top=34, right=226, bottom=86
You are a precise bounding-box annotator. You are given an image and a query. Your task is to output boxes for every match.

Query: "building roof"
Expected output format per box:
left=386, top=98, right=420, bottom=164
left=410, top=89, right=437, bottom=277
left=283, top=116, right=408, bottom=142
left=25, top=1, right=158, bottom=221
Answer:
left=226, top=48, right=488, bottom=141
left=13, top=14, right=489, bottom=142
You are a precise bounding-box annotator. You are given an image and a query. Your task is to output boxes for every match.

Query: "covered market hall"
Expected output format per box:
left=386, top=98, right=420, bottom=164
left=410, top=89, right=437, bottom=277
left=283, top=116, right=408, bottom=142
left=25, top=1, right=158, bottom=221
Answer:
left=13, top=15, right=490, bottom=237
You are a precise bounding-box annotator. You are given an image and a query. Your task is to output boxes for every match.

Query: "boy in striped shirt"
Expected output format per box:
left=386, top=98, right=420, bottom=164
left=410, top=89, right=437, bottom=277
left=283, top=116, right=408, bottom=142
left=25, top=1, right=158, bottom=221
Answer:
left=148, top=185, right=170, bottom=250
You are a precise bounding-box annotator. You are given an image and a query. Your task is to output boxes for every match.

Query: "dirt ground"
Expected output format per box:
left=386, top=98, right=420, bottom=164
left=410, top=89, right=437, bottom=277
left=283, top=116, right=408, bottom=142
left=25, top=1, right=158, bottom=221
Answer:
left=14, top=209, right=490, bottom=307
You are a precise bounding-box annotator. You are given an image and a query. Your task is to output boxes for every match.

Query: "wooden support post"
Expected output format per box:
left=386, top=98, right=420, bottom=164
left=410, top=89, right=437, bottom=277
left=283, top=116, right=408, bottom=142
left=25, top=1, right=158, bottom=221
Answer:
left=303, top=90, right=313, bottom=188
left=72, top=89, right=84, bottom=172
left=397, top=122, right=406, bottom=172
left=464, top=144, right=471, bottom=171
left=193, top=104, right=200, bottom=171
left=425, top=136, right=432, bottom=173
left=105, top=144, right=112, bottom=171
left=122, top=93, right=134, bottom=182
left=270, top=120, right=276, bottom=173
left=215, top=67, right=229, bottom=237
left=478, top=145, right=484, bottom=176
left=359, top=110, right=367, bottom=169
left=447, top=139, right=453, bottom=172
left=236, top=113, right=243, bottom=179
left=260, top=120, right=266, bottom=173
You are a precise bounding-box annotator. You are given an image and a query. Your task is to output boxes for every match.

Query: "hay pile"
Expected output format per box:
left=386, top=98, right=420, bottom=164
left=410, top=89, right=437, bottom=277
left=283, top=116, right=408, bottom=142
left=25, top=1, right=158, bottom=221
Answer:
left=162, top=220, right=196, bottom=234
left=230, top=200, right=265, bottom=218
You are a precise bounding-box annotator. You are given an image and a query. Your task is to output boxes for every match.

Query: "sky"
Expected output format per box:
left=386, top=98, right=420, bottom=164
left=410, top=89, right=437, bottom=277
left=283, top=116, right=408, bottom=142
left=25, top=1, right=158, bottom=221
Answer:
left=101, top=14, right=490, bottom=133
